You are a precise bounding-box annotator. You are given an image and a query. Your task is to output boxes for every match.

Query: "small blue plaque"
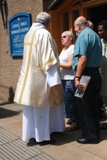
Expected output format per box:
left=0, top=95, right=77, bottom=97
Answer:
left=8, top=12, right=31, bottom=57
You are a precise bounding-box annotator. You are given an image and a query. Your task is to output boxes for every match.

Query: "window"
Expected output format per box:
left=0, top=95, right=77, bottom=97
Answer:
left=73, top=10, right=79, bottom=21
left=64, top=13, right=69, bottom=30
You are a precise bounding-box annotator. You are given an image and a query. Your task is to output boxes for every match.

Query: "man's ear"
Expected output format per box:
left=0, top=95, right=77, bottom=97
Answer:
left=70, top=37, right=73, bottom=42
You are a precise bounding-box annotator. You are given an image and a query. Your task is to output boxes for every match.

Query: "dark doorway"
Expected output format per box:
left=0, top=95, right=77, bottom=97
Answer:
left=88, top=4, right=107, bottom=33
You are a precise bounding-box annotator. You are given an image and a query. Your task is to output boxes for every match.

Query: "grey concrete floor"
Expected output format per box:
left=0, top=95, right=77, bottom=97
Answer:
left=0, top=100, right=107, bottom=160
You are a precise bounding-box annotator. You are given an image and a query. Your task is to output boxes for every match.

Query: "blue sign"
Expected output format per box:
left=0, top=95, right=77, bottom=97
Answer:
left=8, top=12, right=31, bottom=57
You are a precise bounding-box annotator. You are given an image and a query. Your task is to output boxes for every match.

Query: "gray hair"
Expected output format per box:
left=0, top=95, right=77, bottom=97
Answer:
left=36, top=12, right=51, bottom=25
left=61, top=31, right=74, bottom=39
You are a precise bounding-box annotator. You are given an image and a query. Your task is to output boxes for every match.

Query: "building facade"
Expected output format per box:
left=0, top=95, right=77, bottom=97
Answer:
left=0, top=0, right=43, bottom=101
left=43, top=0, right=107, bottom=52
left=0, top=0, right=107, bottom=101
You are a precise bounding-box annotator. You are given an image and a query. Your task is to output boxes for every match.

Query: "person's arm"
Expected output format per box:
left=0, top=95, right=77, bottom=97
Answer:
left=60, top=55, right=72, bottom=69
left=75, top=55, right=87, bottom=77
left=75, top=55, right=87, bottom=89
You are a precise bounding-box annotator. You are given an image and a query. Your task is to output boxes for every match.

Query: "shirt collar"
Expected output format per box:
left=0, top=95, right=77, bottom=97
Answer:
left=31, top=23, right=46, bottom=30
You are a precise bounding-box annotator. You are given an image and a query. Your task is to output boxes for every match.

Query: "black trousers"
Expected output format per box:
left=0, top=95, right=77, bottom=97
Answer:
left=76, top=68, right=102, bottom=139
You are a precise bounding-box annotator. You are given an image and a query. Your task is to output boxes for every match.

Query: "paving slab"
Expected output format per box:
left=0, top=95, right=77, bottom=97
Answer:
left=0, top=127, right=56, bottom=160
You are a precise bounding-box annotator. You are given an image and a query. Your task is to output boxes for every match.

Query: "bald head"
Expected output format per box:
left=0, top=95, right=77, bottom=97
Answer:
left=74, top=16, right=89, bottom=36
left=75, top=16, right=88, bottom=28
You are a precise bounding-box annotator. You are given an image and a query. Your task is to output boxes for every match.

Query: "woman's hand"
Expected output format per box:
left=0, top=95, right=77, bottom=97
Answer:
left=60, top=55, right=72, bottom=69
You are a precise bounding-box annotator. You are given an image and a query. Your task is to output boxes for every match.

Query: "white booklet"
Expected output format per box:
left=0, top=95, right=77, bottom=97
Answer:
left=75, top=75, right=91, bottom=98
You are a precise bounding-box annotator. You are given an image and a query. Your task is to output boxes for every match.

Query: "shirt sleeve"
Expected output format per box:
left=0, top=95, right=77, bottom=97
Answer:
left=46, top=65, right=61, bottom=87
left=75, top=35, right=87, bottom=56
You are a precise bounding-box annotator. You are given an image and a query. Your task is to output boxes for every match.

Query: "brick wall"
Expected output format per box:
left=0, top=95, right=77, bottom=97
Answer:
left=0, top=0, right=43, bottom=101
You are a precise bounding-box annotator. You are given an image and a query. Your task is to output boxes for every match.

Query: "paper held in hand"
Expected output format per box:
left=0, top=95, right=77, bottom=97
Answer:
left=75, top=75, right=91, bottom=98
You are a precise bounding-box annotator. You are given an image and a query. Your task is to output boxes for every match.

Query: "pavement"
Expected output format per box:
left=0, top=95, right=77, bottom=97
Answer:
left=0, top=100, right=107, bottom=160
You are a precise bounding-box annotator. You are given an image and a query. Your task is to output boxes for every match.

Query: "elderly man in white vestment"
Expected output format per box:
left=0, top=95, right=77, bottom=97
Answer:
left=14, top=12, right=65, bottom=145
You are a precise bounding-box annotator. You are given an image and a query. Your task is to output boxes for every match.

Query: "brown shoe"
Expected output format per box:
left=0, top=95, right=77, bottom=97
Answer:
left=66, top=119, right=72, bottom=124
left=66, top=122, right=80, bottom=131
